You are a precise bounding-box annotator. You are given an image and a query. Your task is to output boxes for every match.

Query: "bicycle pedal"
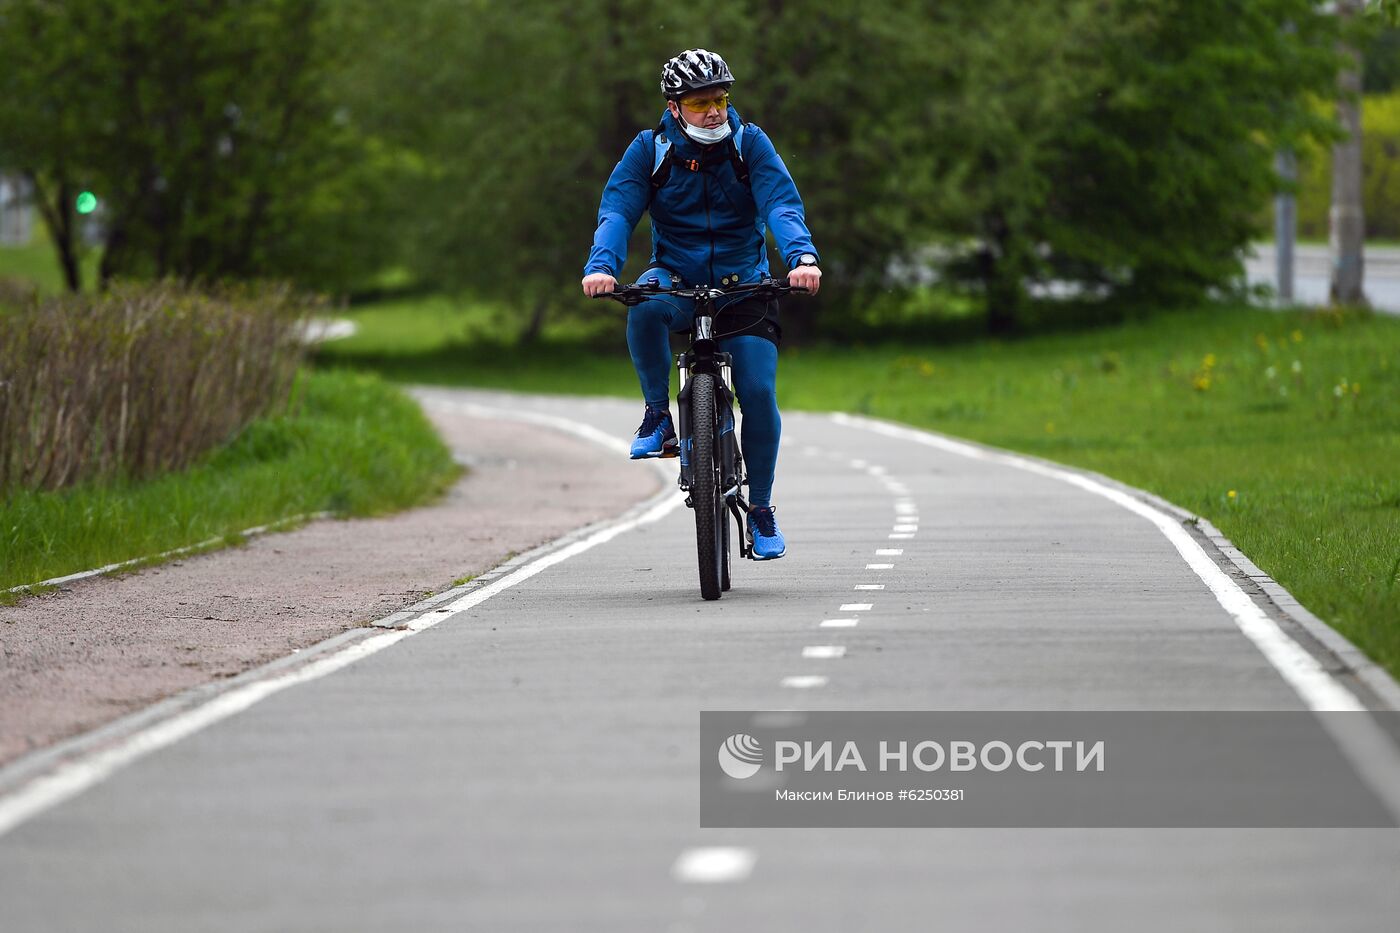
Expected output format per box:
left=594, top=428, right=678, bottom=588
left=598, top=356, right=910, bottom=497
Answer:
left=657, top=447, right=680, bottom=459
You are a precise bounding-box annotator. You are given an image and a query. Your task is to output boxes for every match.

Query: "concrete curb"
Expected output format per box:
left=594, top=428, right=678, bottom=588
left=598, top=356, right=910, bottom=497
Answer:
left=0, top=400, right=673, bottom=807
left=4, top=512, right=336, bottom=596
left=830, top=411, right=1400, bottom=713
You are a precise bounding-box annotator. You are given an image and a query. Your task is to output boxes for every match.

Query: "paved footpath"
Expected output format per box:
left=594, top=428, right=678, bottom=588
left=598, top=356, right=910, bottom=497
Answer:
left=0, top=386, right=1397, bottom=932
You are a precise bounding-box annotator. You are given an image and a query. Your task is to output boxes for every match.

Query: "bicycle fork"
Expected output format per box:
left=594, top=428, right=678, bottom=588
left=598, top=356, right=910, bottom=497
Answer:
left=676, top=352, right=753, bottom=559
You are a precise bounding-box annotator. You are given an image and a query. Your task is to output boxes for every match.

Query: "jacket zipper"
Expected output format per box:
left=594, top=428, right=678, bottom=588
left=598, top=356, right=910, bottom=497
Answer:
left=703, top=171, right=715, bottom=285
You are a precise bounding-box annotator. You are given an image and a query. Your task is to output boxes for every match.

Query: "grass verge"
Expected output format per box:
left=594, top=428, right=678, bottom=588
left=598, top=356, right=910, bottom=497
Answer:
left=319, top=297, right=1400, bottom=680
left=1, top=368, right=461, bottom=590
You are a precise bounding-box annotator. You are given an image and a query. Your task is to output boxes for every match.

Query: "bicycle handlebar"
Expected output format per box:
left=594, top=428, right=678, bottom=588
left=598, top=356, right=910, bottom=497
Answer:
left=590, top=276, right=809, bottom=307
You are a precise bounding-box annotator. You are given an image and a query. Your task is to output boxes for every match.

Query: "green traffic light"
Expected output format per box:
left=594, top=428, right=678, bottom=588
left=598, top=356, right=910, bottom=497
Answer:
left=75, top=191, right=98, bottom=214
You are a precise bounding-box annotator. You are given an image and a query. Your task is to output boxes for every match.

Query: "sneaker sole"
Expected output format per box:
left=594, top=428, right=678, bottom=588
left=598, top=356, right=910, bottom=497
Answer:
left=630, top=441, right=679, bottom=460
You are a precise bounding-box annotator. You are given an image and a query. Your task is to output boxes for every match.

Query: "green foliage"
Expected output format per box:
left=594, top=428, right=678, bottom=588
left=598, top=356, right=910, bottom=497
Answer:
left=0, top=0, right=365, bottom=289
left=931, top=0, right=1340, bottom=327
left=0, top=0, right=1356, bottom=333
left=1297, top=91, right=1400, bottom=239
left=0, top=369, right=460, bottom=590
left=334, top=0, right=1343, bottom=336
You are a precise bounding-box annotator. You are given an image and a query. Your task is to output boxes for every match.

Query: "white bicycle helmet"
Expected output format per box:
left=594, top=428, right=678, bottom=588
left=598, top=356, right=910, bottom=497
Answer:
left=660, top=48, right=734, bottom=100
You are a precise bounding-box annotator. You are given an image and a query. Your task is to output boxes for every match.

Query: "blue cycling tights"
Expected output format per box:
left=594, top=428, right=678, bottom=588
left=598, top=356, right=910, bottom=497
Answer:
left=625, top=269, right=781, bottom=507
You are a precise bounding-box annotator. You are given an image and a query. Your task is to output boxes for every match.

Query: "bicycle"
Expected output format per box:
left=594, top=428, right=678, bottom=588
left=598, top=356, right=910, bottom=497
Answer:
left=596, top=276, right=807, bottom=600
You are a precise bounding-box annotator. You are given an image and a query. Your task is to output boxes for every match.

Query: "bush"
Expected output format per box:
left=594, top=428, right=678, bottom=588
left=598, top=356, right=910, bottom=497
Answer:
left=0, top=281, right=312, bottom=491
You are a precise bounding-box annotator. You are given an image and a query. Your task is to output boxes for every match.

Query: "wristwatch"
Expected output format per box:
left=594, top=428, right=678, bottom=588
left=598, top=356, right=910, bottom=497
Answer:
left=795, top=253, right=818, bottom=268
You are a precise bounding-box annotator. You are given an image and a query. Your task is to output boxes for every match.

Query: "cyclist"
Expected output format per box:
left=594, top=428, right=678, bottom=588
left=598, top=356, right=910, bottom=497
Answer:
left=581, top=48, right=821, bottom=561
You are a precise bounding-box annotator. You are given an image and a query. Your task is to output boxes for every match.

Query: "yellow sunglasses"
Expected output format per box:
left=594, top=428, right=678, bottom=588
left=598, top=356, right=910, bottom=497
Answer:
left=678, top=92, right=730, bottom=114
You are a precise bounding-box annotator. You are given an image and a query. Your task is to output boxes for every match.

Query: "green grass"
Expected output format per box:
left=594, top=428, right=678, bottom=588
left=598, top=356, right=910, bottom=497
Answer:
left=1, top=368, right=461, bottom=590
left=0, top=236, right=102, bottom=295
left=320, top=296, right=1400, bottom=679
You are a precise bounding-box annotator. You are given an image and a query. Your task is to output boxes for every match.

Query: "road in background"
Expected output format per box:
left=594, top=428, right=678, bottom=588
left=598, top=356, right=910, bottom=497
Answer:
left=1245, top=243, right=1400, bottom=314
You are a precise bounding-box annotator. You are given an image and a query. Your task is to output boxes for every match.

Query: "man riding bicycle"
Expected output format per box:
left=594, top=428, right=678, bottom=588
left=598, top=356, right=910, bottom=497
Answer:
left=581, top=48, right=822, bottom=561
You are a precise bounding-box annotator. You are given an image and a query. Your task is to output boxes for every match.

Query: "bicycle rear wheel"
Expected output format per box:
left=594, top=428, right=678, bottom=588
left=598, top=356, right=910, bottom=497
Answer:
left=690, top=373, right=724, bottom=601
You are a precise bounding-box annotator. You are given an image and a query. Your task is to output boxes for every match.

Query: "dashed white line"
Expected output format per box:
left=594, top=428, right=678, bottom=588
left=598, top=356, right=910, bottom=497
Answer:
left=782, top=675, right=829, bottom=689
left=673, top=847, right=757, bottom=883
left=854, top=584, right=885, bottom=591
left=889, top=533, right=914, bottom=540
left=820, top=619, right=860, bottom=628
left=802, top=646, right=847, bottom=659
left=893, top=524, right=918, bottom=532
left=866, top=563, right=894, bottom=570
left=840, top=603, right=873, bottom=612
left=832, top=411, right=1370, bottom=715
left=876, top=548, right=904, bottom=556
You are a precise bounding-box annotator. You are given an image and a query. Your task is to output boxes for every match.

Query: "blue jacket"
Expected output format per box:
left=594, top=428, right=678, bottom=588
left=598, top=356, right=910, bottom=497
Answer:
left=584, top=105, right=819, bottom=287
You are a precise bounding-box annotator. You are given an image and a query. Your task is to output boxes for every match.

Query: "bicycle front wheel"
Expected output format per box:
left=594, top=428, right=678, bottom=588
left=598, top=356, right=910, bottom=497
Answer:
left=689, top=373, right=724, bottom=601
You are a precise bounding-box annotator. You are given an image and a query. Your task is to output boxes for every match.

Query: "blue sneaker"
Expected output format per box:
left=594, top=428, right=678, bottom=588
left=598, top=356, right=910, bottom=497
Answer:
left=747, top=505, right=786, bottom=560
left=629, top=405, right=677, bottom=459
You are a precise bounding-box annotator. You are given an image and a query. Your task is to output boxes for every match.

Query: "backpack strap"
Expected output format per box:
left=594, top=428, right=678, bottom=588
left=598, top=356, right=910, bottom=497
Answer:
left=648, top=121, right=751, bottom=202
left=728, top=123, right=749, bottom=188
left=649, top=128, right=673, bottom=197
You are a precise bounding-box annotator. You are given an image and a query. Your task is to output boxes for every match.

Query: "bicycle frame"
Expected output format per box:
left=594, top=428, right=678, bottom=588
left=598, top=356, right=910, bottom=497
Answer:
left=673, top=296, right=751, bottom=556
left=595, top=276, right=805, bottom=580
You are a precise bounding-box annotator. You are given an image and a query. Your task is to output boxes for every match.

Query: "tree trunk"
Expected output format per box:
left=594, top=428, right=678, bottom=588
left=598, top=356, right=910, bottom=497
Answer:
left=520, top=297, right=549, bottom=345
left=1329, top=0, right=1366, bottom=306
left=980, top=211, right=1025, bottom=335
left=26, top=171, right=81, bottom=292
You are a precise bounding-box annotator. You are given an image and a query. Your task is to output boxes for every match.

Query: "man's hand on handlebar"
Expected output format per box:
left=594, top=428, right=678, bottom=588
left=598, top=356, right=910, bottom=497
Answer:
left=581, top=272, right=617, bottom=297
left=787, top=264, right=821, bottom=296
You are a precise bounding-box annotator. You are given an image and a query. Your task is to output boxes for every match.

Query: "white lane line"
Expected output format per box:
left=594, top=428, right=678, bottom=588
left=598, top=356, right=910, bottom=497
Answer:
left=854, top=584, right=885, bottom=591
left=889, top=533, right=915, bottom=540
left=0, top=630, right=404, bottom=838
left=836, top=409, right=1400, bottom=824
left=803, top=646, right=847, bottom=659
left=892, top=524, right=919, bottom=532
left=895, top=502, right=917, bottom=513
left=849, top=458, right=868, bottom=468
left=821, top=619, right=860, bottom=628
left=866, top=563, right=894, bottom=570
left=0, top=400, right=683, bottom=840
left=840, top=603, right=872, bottom=612
left=833, top=411, right=1364, bottom=713
left=782, top=675, right=829, bottom=688
left=876, top=549, right=904, bottom=556
left=867, top=466, right=888, bottom=476
left=673, top=847, right=757, bottom=883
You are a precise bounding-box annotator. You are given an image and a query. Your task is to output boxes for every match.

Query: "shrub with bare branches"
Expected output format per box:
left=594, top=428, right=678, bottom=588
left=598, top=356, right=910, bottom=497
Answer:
left=0, top=281, right=313, bottom=492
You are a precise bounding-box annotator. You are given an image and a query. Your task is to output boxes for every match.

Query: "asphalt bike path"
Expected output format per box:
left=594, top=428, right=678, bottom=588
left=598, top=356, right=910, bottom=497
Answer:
left=0, top=386, right=1396, bottom=931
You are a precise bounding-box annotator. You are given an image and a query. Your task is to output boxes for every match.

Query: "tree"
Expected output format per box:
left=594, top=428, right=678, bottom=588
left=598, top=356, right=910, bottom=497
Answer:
left=1331, top=0, right=1368, bottom=305
left=0, top=0, right=358, bottom=290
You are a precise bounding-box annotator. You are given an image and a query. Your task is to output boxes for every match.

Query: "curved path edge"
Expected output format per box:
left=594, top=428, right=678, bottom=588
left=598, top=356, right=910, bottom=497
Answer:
left=0, top=399, right=679, bottom=838
left=831, top=411, right=1400, bottom=713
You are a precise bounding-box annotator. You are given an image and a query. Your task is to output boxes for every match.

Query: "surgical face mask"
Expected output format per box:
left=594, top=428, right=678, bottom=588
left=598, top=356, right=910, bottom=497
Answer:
left=681, top=119, right=732, bottom=145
